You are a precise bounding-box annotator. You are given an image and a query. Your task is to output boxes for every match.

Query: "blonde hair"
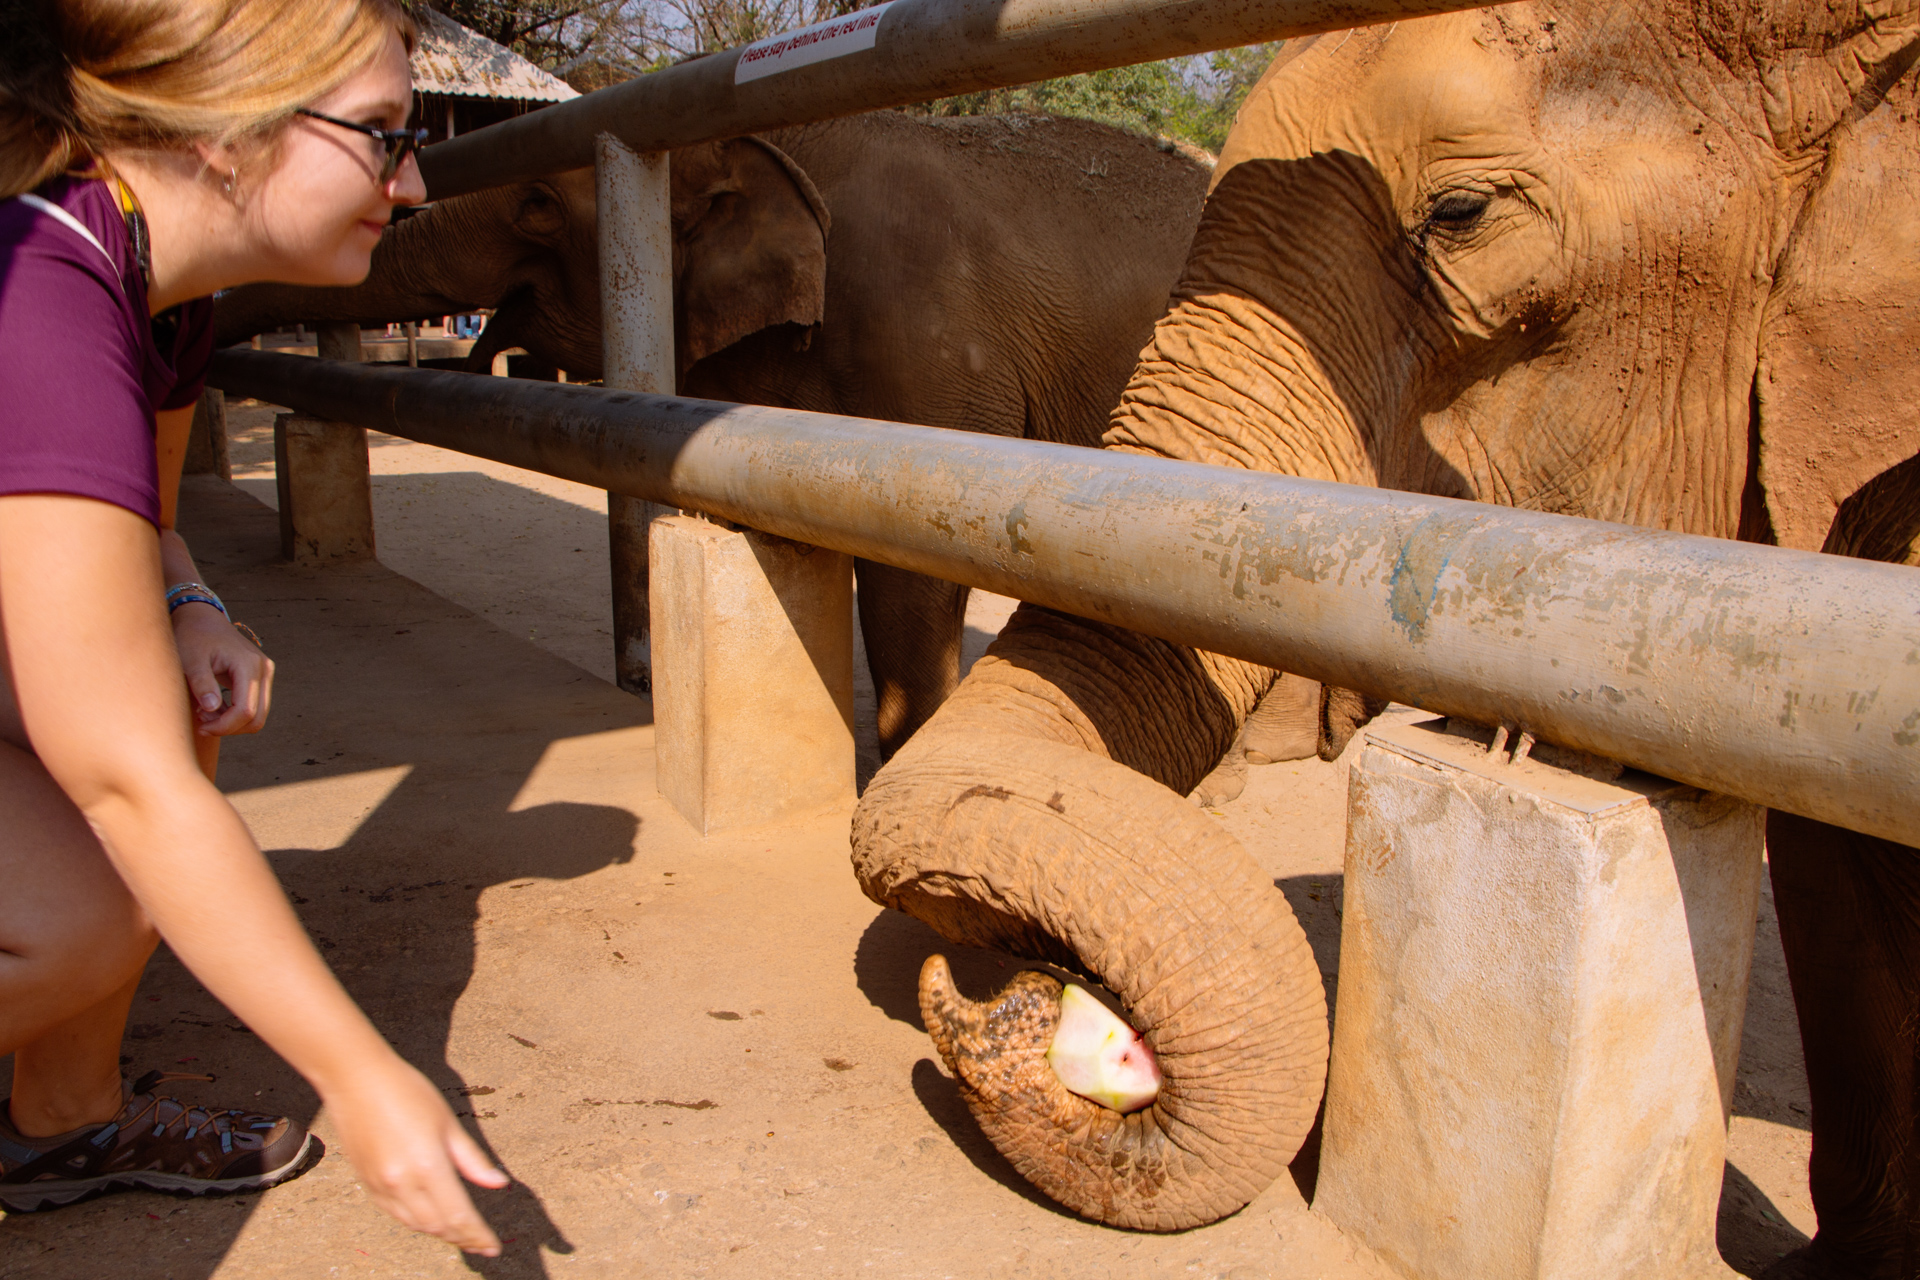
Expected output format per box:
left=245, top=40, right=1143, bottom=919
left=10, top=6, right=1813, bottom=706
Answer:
left=0, top=0, right=415, bottom=198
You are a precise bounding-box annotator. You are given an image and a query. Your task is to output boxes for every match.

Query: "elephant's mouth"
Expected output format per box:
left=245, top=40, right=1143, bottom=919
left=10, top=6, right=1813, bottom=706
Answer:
left=922, top=959, right=1161, bottom=1122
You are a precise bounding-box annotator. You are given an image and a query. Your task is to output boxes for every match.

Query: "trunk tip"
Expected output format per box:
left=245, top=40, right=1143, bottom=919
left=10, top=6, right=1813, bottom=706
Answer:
left=918, top=953, right=975, bottom=1067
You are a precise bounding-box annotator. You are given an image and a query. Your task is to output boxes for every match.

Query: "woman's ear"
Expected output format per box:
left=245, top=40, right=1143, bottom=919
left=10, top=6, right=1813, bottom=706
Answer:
left=672, top=137, right=830, bottom=376
left=1753, top=67, right=1920, bottom=557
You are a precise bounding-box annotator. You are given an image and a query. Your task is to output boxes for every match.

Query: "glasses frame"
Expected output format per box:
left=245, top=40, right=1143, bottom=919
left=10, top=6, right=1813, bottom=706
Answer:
left=294, top=108, right=428, bottom=183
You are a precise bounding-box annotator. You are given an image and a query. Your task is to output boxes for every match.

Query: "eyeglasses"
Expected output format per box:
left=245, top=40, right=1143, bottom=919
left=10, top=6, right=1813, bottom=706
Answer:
left=294, top=108, right=427, bottom=183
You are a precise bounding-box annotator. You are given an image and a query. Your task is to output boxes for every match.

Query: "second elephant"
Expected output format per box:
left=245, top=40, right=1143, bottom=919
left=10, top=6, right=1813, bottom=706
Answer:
left=217, top=111, right=1211, bottom=757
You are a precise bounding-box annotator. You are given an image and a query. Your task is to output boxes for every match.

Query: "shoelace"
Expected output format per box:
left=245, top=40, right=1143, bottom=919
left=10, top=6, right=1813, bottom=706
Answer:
left=123, top=1072, right=275, bottom=1155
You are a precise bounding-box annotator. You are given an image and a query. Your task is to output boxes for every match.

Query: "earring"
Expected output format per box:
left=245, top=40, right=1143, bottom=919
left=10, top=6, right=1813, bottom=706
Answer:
left=223, top=166, right=236, bottom=195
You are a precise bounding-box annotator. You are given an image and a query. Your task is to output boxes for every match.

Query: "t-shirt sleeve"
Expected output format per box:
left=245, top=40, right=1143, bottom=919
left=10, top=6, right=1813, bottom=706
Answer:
left=0, top=234, right=161, bottom=526
left=158, top=295, right=216, bottom=412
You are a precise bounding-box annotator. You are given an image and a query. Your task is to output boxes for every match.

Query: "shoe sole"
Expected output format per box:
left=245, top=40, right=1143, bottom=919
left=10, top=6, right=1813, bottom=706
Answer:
left=0, top=1132, right=317, bottom=1213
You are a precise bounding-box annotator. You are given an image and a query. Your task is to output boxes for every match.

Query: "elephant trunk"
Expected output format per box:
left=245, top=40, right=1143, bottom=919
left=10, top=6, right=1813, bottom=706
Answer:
left=212, top=199, right=502, bottom=347
left=851, top=607, right=1327, bottom=1230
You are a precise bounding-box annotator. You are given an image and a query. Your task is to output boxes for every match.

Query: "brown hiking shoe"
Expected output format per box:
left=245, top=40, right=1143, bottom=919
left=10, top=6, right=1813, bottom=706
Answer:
left=0, top=1071, right=314, bottom=1212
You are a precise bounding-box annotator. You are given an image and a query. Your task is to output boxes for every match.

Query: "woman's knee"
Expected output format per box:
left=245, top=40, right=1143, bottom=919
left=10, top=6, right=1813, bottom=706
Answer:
left=0, top=740, right=158, bottom=987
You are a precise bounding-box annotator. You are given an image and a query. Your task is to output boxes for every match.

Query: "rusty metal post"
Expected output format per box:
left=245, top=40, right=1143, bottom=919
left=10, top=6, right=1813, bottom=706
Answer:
left=597, top=133, right=854, bottom=828
left=597, top=134, right=677, bottom=695
left=273, top=323, right=373, bottom=563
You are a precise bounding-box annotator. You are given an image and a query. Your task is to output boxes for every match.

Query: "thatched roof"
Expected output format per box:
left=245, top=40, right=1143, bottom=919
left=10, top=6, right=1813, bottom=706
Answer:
left=411, top=10, right=580, bottom=103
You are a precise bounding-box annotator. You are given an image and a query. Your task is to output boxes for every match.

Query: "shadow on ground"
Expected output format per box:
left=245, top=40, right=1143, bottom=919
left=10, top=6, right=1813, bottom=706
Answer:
left=0, top=477, right=648, bottom=1278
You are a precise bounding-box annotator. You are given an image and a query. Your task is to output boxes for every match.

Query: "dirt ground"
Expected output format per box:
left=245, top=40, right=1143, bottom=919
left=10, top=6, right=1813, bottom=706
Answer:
left=0, top=401, right=1815, bottom=1278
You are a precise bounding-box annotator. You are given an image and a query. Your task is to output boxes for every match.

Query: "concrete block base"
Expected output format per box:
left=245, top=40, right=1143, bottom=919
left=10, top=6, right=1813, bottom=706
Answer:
left=273, top=412, right=373, bottom=564
left=1317, top=718, right=1764, bottom=1280
left=649, top=515, right=854, bottom=834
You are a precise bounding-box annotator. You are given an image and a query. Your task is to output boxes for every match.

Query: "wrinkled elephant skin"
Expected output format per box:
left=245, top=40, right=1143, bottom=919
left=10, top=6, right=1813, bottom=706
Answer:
left=851, top=0, right=1920, bottom=1245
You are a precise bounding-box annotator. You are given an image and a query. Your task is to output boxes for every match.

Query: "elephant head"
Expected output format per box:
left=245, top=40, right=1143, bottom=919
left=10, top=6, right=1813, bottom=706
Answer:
left=852, top=0, right=1920, bottom=1231
left=214, top=134, right=831, bottom=384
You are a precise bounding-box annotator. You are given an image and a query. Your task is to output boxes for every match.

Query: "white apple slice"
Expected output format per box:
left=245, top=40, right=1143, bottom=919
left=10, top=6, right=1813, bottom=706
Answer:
left=1046, top=983, right=1162, bottom=1113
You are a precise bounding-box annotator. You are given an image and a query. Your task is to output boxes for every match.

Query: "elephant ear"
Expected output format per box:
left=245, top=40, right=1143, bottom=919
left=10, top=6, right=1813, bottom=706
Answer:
left=672, top=136, right=831, bottom=376
left=1753, top=41, right=1920, bottom=558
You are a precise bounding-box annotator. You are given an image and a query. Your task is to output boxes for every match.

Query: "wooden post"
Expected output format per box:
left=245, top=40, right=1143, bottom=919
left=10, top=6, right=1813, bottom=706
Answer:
left=274, top=323, right=374, bottom=564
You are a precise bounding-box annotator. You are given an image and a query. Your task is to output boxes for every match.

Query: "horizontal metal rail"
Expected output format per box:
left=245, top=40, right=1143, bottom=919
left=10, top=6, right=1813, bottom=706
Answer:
left=212, top=349, right=1920, bottom=847
left=418, top=0, right=1488, bottom=199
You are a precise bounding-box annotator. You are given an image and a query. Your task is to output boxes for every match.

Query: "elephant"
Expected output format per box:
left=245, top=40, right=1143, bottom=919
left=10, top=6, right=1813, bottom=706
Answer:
left=215, top=111, right=1212, bottom=758
left=849, top=0, right=1920, bottom=1259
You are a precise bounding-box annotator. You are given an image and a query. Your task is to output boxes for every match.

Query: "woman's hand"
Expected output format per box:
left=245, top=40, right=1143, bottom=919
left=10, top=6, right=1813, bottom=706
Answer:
left=171, top=602, right=273, bottom=735
left=323, top=1055, right=510, bottom=1255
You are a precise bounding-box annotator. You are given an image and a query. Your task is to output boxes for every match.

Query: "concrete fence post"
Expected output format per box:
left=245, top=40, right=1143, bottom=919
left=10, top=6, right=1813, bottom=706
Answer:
left=596, top=133, right=677, bottom=694
left=274, top=322, right=373, bottom=564
left=1316, top=717, right=1765, bottom=1280
left=649, top=515, right=855, bottom=833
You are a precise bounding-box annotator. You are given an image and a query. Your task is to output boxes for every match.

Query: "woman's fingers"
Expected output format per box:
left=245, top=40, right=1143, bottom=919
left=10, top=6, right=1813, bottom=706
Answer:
left=206, top=648, right=272, bottom=735
left=449, top=1126, right=511, bottom=1190
left=184, top=663, right=225, bottom=717
left=177, top=618, right=274, bottom=735
left=369, top=1158, right=499, bottom=1255
left=330, top=1062, right=503, bottom=1255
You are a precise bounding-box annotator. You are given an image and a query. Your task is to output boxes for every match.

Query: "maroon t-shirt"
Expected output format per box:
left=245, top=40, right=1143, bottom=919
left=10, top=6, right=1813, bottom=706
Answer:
left=0, top=176, right=216, bottom=527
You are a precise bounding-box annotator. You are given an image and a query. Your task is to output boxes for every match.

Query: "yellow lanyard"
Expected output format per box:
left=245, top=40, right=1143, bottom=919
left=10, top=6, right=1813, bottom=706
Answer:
left=107, top=171, right=152, bottom=289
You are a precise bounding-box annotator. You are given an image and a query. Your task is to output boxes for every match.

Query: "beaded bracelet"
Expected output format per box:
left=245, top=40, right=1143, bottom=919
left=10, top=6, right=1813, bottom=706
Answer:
left=166, top=581, right=228, bottom=619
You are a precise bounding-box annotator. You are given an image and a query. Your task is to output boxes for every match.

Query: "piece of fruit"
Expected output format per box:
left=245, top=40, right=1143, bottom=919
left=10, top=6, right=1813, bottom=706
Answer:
left=1046, top=983, right=1161, bottom=1113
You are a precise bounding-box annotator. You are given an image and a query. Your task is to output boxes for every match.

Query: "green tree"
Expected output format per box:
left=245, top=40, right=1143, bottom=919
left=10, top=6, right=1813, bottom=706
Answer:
left=906, top=43, right=1281, bottom=156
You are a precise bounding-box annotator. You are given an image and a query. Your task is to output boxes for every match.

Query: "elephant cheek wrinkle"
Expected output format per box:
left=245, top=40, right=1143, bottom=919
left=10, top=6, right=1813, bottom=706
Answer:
left=1047, top=984, right=1162, bottom=1114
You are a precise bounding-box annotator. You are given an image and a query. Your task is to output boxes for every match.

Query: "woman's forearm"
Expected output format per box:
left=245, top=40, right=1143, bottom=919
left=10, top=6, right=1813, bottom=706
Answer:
left=158, top=527, right=201, bottom=588
left=1, top=495, right=388, bottom=1098
left=85, top=777, right=399, bottom=1097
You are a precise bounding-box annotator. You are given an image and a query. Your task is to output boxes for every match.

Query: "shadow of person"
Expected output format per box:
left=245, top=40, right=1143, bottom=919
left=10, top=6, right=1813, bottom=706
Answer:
left=281, top=773, right=641, bottom=1276
left=0, top=473, right=650, bottom=1278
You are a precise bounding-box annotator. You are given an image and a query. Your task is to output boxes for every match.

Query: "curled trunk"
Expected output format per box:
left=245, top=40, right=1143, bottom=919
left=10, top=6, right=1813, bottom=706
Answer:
left=851, top=607, right=1328, bottom=1230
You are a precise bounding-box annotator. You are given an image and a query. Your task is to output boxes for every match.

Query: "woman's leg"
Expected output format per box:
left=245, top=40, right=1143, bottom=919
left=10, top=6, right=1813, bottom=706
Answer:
left=0, top=738, right=159, bottom=1136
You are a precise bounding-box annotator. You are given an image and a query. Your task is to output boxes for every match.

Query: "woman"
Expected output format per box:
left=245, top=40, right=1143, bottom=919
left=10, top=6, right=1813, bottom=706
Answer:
left=0, top=0, right=506, bottom=1254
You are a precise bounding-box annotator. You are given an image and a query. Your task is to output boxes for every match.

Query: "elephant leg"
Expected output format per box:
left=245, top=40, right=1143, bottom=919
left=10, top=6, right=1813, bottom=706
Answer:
left=854, top=558, right=969, bottom=761
left=1240, top=672, right=1323, bottom=764
left=1189, top=672, right=1317, bottom=805
left=1768, top=810, right=1920, bottom=1280
left=1320, top=684, right=1388, bottom=761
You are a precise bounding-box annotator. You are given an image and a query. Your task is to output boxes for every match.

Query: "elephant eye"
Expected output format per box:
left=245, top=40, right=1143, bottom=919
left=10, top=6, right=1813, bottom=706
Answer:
left=513, top=188, right=566, bottom=238
left=1426, top=190, right=1493, bottom=229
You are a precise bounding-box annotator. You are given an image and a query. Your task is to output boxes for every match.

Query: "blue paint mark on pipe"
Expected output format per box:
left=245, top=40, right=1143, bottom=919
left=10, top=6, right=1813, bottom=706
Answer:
left=1389, top=514, right=1466, bottom=642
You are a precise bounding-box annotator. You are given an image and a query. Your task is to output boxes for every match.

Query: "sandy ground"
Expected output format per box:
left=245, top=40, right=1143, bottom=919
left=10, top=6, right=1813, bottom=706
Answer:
left=0, top=400, right=1814, bottom=1278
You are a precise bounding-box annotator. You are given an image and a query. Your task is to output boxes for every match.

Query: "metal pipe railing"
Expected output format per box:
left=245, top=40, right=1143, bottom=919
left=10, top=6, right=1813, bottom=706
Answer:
left=418, top=0, right=1491, bottom=199
left=210, top=349, right=1920, bottom=847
